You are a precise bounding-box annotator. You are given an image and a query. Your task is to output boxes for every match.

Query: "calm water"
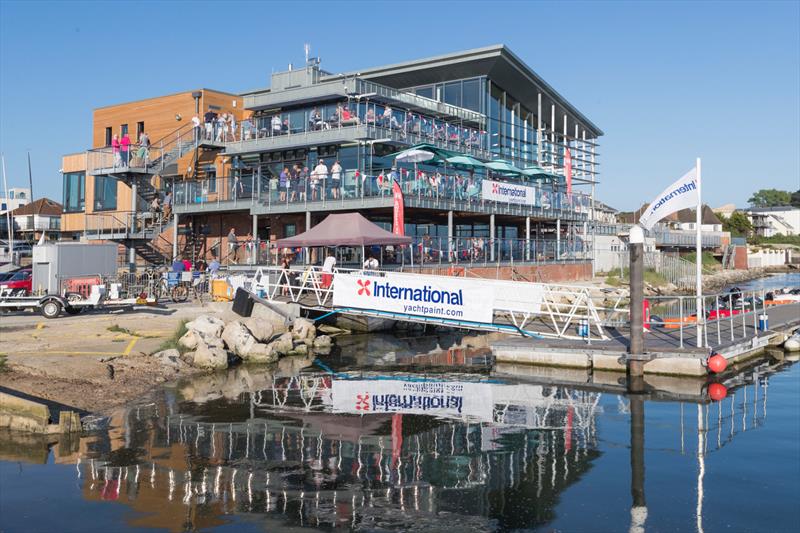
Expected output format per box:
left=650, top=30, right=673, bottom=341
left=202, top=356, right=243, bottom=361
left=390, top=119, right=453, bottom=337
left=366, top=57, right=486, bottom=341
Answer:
left=1, top=338, right=798, bottom=532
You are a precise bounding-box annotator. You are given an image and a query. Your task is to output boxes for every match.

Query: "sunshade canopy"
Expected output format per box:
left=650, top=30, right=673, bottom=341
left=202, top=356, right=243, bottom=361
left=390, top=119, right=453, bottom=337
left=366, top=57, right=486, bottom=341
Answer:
left=521, top=165, right=561, bottom=180
left=485, top=159, right=524, bottom=174
left=275, top=213, right=412, bottom=248
left=445, top=155, right=486, bottom=168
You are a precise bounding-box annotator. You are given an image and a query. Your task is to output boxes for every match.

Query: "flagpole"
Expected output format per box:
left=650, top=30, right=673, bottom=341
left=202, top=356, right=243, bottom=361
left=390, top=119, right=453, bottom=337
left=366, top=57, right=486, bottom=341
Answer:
left=695, top=157, right=703, bottom=348
left=2, top=155, right=13, bottom=261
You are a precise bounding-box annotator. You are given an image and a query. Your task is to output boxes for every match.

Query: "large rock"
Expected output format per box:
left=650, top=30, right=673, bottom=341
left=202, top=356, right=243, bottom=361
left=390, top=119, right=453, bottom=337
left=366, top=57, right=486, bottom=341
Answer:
left=290, top=342, right=309, bottom=356
left=291, top=317, right=316, bottom=343
left=243, top=342, right=279, bottom=364
left=186, top=315, right=225, bottom=338
left=251, top=301, right=298, bottom=333
left=269, top=332, right=294, bottom=355
left=243, top=317, right=274, bottom=343
left=192, top=341, right=228, bottom=370
left=152, top=349, right=187, bottom=369
left=221, top=321, right=257, bottom=357
left=312, top=335, right=332, bottom=354
left=178, top=330, right=204, bottom=351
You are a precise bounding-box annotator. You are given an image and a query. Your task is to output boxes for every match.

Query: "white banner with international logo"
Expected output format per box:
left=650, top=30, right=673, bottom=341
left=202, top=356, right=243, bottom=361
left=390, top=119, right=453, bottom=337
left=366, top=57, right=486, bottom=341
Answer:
left=329, top=378, right=495, bottom=422
left=481, top=179, right=536, bottom=205
left=333, top=272, right=495, bottom=323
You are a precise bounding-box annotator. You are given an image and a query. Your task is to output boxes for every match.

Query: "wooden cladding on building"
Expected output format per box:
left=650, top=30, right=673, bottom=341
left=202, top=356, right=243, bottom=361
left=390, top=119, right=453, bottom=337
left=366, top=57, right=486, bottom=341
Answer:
left=92, top=89, right=243, bottom=148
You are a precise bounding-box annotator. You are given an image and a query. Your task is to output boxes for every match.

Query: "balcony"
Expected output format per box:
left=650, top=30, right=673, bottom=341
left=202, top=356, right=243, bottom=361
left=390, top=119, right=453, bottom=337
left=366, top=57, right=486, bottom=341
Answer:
left=172, top=170, right=591, bottom=223
left=244, top=76, right=483, bottom=125
left=227, top=100, right=490, bottom=160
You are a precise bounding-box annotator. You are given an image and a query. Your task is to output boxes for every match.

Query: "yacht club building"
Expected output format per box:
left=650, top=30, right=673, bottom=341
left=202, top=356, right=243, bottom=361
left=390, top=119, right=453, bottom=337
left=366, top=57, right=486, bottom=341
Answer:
left=62, top=45, right=603, bottom=280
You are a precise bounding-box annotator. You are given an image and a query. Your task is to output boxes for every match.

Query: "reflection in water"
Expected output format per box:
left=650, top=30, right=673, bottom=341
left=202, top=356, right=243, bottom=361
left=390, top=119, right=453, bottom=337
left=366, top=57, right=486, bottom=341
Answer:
left=0, top=351, right=792, bottom=532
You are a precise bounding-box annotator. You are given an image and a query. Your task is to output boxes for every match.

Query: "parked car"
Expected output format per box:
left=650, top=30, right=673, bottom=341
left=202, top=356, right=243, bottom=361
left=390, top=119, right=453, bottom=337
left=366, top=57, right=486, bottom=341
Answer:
left=0, top=268, right=32, bottom=295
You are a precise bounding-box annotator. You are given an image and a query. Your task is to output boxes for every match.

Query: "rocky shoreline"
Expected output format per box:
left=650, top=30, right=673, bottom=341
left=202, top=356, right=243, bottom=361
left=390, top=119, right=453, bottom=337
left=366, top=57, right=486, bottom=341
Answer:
left=642, top=265, right=796, bottom=296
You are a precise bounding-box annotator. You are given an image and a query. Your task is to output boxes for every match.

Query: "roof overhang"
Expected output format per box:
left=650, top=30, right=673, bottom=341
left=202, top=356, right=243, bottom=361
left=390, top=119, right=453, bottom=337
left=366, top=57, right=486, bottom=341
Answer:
left=342, top=45, right=603, bottom=138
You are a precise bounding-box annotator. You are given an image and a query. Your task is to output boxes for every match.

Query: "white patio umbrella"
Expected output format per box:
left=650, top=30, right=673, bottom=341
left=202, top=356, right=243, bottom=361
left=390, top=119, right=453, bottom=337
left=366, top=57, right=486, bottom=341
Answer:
left=394, top=148, right=435, bottom=164
left=395, top=148, right=435, bottom=196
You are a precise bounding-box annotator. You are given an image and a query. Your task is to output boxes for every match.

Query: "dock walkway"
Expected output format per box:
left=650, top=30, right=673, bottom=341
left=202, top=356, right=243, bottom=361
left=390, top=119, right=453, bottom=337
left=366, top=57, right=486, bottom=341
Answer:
left=491, top=303, right=800, bottom=376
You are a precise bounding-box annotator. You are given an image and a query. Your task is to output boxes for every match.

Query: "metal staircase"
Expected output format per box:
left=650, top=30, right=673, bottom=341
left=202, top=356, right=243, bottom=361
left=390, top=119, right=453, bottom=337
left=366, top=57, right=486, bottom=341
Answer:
left=82, top=123, right=226, bottom=267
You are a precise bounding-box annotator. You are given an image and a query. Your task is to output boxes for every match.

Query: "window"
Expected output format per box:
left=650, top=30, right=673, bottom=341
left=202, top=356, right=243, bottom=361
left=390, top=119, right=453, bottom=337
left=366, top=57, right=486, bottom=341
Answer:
left=204, top=165, right=217, bottom=193
left=462, top=78, right=481, bottom=112
left=105, top=127, right=112, bottom=146
left=443, top=82, right=462, bottom=107
left=415, top=86, right=434, bottom=99
left=62, top=171, right=85, bottom=212
left=284, top=223, right=296, bottom=238
left=136, top=121, right=145, bottom=138
left=93, top=175, right=118, bottom=211
left=120, top=124, right=128, bottom=137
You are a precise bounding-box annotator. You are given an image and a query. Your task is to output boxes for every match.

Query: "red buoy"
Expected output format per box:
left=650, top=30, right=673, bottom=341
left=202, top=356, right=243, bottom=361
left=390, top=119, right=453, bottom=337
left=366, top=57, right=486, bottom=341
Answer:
left=708, top=383, right=728, bottom=401
left=707, top=354, right=728, bottom=374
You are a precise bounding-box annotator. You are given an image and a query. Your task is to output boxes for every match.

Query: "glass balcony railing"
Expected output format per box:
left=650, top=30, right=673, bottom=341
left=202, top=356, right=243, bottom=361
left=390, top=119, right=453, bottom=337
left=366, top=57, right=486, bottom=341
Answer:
left=213, top=235, right=589, bottom=268
left=227, top=100, right=489, bottom=158
left=172, top=168, right=592, bottom=220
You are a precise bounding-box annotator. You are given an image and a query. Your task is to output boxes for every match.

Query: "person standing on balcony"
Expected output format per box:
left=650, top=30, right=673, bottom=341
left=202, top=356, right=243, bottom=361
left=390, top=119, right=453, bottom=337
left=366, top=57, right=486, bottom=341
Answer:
left=216, top=114, right=226, bottom=142
left=331, top=160, right=342, bottom=200
left=227, top=227, right=239, bottom=264
left=111, top=134, right=121, bottom=167
left=120, top=133, right=131, bottom=166
left=271, top=115, right=281, bottom=137
left=279, top=167, right=289, bottom=202
left=297, top=165, right=308, bottom=202
left=191, top=115, right=201, bottom=142
left=204, top=108, right=217, bottom=141
left=137, top=132, right=150, bottom=163
left=314, top=159, right=328, bottom=201
left=227, top=114, right=236, bottom=141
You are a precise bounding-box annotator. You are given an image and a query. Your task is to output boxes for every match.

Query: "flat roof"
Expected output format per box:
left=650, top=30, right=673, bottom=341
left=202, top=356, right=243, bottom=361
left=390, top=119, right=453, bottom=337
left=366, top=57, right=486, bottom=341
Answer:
left=335, top=45, right=603, bottom=137
left=239, top=45, right=602, bottom=137
left=93, top=88, right=239, bottom=111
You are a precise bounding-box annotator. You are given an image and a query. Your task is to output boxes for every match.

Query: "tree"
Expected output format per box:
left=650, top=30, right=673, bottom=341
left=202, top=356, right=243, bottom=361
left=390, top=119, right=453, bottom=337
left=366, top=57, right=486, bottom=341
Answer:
left=718, top=211, right=753, bottom=237
left=791, top=189, right=800, bottom=208
left=748, top=189, right=791, bottom=207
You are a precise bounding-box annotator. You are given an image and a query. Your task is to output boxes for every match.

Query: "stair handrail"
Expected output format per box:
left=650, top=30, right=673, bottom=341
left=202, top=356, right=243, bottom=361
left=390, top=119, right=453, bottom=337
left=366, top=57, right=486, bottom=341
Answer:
left=146, top=122, right=201, bottom=175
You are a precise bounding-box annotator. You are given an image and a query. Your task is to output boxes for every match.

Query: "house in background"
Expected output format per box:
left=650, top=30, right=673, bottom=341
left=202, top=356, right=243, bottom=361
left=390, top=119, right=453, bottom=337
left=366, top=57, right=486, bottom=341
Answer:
left=0, top=187, right=31, bottom=214
left=10, top=198, right=63, bottom=242
left=745, top=206, right=800, bottom=237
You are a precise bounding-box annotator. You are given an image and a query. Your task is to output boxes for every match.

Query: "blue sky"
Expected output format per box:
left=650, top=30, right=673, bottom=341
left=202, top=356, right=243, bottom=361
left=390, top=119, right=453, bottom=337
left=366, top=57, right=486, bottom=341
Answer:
left=1, top=0, right=798, bottom=210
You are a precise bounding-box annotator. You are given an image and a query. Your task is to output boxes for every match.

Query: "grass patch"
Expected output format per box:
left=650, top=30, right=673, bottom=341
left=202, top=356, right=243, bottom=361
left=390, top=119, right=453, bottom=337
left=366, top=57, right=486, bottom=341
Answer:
left=156, top=320, right=189, bottom=354
left=0, top=354, right=7, bottom=373
left=107, top=324, right=137, bottom=336
left=682, top=251, right=721, bottom=270
left=604, top=268, right=668, bottom=287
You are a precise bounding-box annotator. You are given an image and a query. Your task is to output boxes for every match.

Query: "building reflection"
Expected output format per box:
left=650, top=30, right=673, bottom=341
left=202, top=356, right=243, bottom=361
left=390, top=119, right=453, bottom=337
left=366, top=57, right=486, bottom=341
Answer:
left=0, top=354, right=790, bottom=532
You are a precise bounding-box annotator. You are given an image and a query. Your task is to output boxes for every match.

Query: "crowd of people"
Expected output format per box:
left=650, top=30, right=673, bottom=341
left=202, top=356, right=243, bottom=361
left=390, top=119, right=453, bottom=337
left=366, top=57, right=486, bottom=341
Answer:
left=272, top=159, right=344, bottom=202
left=110, top=131, right=151, bottom=168
left=191, top=107, right=238, bottom=143
left=228, top=102, right=484, bottom=152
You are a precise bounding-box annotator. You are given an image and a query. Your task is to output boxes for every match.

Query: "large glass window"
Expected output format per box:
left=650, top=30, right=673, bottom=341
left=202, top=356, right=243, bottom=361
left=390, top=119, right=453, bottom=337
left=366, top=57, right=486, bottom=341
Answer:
left=443, top=82, right=462, bottom=107
left=93, top=175, right=118, bottom=211
left=461, top=78, right=481, bottom=112
left=415, top=86, right=434, bottom=99
left=62, top=171, right=85, bottom=212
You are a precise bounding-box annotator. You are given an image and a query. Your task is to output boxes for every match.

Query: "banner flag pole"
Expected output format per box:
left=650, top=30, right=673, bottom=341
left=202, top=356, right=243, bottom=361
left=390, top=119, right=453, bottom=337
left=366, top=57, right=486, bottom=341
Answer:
left=695, top=157, right=703, bottom=348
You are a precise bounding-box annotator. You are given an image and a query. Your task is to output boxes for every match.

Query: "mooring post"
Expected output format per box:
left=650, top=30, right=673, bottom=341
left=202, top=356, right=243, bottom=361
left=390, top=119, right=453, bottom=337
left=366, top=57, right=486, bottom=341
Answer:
left=628, top=225, right=645, bottom=385
left=629, top=394, right=647, bottom=532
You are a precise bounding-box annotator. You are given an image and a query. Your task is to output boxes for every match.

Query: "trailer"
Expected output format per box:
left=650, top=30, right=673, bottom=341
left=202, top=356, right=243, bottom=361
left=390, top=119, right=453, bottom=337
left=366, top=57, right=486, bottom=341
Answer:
left=0, top=284, right=157, bottom=319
